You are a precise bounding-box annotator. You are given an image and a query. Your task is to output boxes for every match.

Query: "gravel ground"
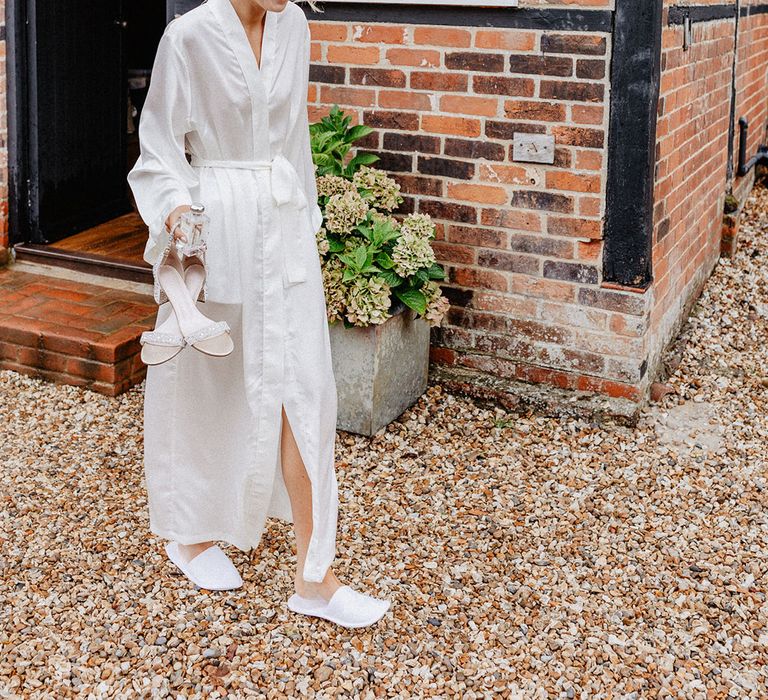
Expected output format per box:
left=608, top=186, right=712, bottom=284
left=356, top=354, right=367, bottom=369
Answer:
left=2, top=183, right=768, bottom=699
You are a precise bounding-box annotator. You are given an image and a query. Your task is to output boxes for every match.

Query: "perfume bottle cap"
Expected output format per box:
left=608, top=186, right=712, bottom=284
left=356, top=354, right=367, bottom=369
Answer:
left=190, top=203, right=205, bottom=214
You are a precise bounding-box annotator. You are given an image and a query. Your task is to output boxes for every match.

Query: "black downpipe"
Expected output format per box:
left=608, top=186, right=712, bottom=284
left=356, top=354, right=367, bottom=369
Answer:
left=737, top=117, right=768, bottom=177
left=726, top=0, right=741, bottom=182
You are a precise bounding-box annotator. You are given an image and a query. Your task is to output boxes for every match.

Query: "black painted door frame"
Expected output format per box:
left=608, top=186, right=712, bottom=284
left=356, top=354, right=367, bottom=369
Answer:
left=7, top=0, right=131, bottom=246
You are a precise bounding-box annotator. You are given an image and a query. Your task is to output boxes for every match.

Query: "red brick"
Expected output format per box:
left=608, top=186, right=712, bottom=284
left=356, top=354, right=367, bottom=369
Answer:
left=411, top=72, right=468, bottom=92
left=353, top=25, right=407, bottom=44
left=473, top=75, right=535, bottom=97
left=450, top=266, right=508, bottom=292
left=547, top=216, right=603, bottom=239
left=541, top=34, right=607, bottom=56
left=545, top=171, right=602, bottom=194
left=378, top=90, right=432, bottom=111
left=504, top=100, right=566, bottom=122
left=445, top=52, right=504, bottom=72
left=308, top=22, right=348, bottom=42
left=447, top=183, right=507, bottom=205
left=0, top=316, right=44, bottom=347
left=327, top=45, right=380, bottom=65
left=421, top=115, right=481, bottom=137
left=475, top=30, right=536, bottom=52
left=350, top=67, right=406, bottom=88
left=386, top=48, right=441, bottom=68
left=414, top=27, right=472, bottom=48
left=440, top=95, right=499, bottom=117
left=480, top=208, right=542, bottom=232
left=320, top=85, right=376, bottom=107
left=363, top=111, right=419, bottom=130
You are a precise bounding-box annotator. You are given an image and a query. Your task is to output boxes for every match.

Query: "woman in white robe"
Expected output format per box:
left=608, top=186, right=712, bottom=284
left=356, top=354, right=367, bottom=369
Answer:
left=127, top=0, right=388, bottom=627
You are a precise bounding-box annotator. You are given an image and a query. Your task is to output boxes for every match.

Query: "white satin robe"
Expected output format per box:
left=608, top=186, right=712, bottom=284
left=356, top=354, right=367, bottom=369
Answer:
left=126, top=0, right=338, bottom=583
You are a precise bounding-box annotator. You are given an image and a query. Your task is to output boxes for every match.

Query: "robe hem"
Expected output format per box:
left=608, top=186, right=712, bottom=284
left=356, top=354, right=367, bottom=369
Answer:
left=150, top=521, right=291, bottom=554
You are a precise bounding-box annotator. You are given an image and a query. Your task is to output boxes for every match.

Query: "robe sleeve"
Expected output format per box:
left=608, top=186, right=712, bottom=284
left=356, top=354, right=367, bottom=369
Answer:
left=127, top=27, right=199, bottom=266
left=290, top=20, right=324, bottom=235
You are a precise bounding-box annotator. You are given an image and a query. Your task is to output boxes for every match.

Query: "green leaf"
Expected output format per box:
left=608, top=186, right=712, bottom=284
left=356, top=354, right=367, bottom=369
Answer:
left=342, top=268, right=358, bottom=283
left=379, top=269, right=404, bottom=287
left=375, top=251, right=395, bottom=269
left=337, top=252, right=358, bottom=269
left=355, top=223, right=373, bottom=241
left=348, top=152, right=380, bottom=169
left=395, top=288, right=427, bottom=315
left=327, top=238, right=345, bottom=253
left=353, top=245, right=368, bottom=269
left=414, top=269, right=430, bottom=286
left=427, top=263, right=446, bottom=280
left=347, top=124, right=374, bottom=142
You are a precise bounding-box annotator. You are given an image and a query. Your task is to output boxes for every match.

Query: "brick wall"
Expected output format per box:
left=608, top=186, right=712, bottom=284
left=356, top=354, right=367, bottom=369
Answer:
left=734, top=4, right=768, bottom=201
left=308, top=7, right=654, bottom=404
left=648, top=3, right=768, bottom=383
left=649, top=8, right=734, bottom=376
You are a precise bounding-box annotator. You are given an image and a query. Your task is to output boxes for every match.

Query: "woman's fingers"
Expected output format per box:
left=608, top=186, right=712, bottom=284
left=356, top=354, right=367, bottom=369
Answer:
left=166, top=204, right=193, bottom=241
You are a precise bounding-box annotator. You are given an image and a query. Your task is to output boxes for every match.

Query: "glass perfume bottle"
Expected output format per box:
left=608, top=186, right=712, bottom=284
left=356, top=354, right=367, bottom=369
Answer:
left=175, top=203, right=210, bottom=258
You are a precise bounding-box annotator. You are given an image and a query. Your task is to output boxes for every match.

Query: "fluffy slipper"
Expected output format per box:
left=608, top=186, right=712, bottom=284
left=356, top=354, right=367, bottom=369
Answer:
left=287, top=585, right=390, bottom=629
left=165, top=542, right=243, bottom=591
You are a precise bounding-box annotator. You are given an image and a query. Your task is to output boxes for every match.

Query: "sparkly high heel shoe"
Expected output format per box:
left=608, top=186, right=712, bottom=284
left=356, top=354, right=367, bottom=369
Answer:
left=139, top=253, right=207, bottom=365
left=148, top=230, right=234, bottom=358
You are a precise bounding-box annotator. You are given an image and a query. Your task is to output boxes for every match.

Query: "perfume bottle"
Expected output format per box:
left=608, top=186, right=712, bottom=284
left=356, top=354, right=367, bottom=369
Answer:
left=175, top=203, right=210, bottom=258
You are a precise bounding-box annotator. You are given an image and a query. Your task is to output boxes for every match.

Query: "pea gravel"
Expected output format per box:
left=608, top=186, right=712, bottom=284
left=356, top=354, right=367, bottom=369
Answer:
left=2, top=183, right=768, bottom=698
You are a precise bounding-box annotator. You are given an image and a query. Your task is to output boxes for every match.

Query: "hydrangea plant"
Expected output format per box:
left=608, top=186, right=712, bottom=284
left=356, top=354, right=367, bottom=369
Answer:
left=310, top=106, right=450, bottom=328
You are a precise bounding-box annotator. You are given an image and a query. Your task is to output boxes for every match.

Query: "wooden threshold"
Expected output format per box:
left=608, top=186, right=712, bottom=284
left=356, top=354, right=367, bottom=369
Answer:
left=13, top=243, right=153, bottom=284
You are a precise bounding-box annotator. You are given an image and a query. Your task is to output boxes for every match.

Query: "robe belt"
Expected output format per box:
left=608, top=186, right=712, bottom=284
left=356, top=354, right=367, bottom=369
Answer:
left=189, top=154, right=309, bottom=286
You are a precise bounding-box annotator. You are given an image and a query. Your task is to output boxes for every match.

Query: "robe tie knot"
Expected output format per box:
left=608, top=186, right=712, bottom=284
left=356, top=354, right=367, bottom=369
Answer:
left=189, top=154, right=311, bottom=287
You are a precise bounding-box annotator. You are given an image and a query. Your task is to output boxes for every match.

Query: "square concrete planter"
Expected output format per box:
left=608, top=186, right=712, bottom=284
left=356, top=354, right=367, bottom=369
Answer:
left=328, top=302, right=430, bottom=436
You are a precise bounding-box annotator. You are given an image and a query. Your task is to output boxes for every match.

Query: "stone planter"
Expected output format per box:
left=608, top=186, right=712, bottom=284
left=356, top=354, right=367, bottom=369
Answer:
left=328, top=302, right=430, bottom=436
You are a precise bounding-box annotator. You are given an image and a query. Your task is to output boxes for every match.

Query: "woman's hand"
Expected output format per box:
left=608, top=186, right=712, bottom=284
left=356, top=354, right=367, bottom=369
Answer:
left=166, top=204, right=192, bottom=242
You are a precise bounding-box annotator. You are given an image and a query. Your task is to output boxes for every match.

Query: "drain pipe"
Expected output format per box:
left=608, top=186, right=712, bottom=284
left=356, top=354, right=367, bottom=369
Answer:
left=737, top=117, right=768, bottom=177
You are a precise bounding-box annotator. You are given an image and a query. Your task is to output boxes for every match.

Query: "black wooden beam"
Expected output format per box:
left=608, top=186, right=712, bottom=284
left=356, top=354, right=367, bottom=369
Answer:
left=7, top=0, right=30, bottom=246
left=603, top=0, right=664, bottom=289
left=171, top=2, right=613, bottom=32
left=668, top=4, right=735, bottom=24
left=303, top=4, right=612, bottom=31
left=668, top=3, right=768, bottom=25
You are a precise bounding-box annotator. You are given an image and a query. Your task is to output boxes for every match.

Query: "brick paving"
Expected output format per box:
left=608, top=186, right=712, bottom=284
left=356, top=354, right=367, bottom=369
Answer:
left=0, top=268, right=156, bottom=396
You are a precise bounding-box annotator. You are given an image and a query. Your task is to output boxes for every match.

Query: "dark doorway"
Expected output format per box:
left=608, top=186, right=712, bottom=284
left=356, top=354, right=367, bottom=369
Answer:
left=8, top=0, right=168, bottom=280
left=16, top=1, right=130, bottom=245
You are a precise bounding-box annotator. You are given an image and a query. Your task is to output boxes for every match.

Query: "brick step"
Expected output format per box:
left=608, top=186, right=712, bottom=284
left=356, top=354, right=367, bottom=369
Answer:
left=0, top=267, right=158, bottom=396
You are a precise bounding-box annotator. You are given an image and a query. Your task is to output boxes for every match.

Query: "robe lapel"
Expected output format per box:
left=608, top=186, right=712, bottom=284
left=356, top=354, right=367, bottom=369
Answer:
left=207, top=0, right=275, bottom=158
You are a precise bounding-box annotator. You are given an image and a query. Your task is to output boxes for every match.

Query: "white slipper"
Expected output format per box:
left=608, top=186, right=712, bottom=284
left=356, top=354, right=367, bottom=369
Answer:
left=287, top=585, right=390, bottom=628
left=165, top=541, right=243, bottom=591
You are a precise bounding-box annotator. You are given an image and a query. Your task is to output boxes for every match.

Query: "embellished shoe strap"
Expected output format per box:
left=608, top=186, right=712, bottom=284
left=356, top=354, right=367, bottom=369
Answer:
left=184, top=320, right=231, bottom=345
left=141, top=330, right=185, bottom=347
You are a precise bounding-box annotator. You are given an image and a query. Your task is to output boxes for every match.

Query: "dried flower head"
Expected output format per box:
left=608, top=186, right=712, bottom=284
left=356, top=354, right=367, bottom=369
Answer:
left=400, top=212, right=435, bottom=240
left=352, top=166, right=403, bottom=212
left=345, top=275, right=392, bottom=326
left=315, top=226, right=330, bottom=256
left=391, top=227, right=437, bottom=277
left=423, top=280, right=450, bottom=327
left=324, top=190, right=370, bottom=235
left=317, top=174, right=356, bottom=199
left=322, top=257, right=347, bottom=323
